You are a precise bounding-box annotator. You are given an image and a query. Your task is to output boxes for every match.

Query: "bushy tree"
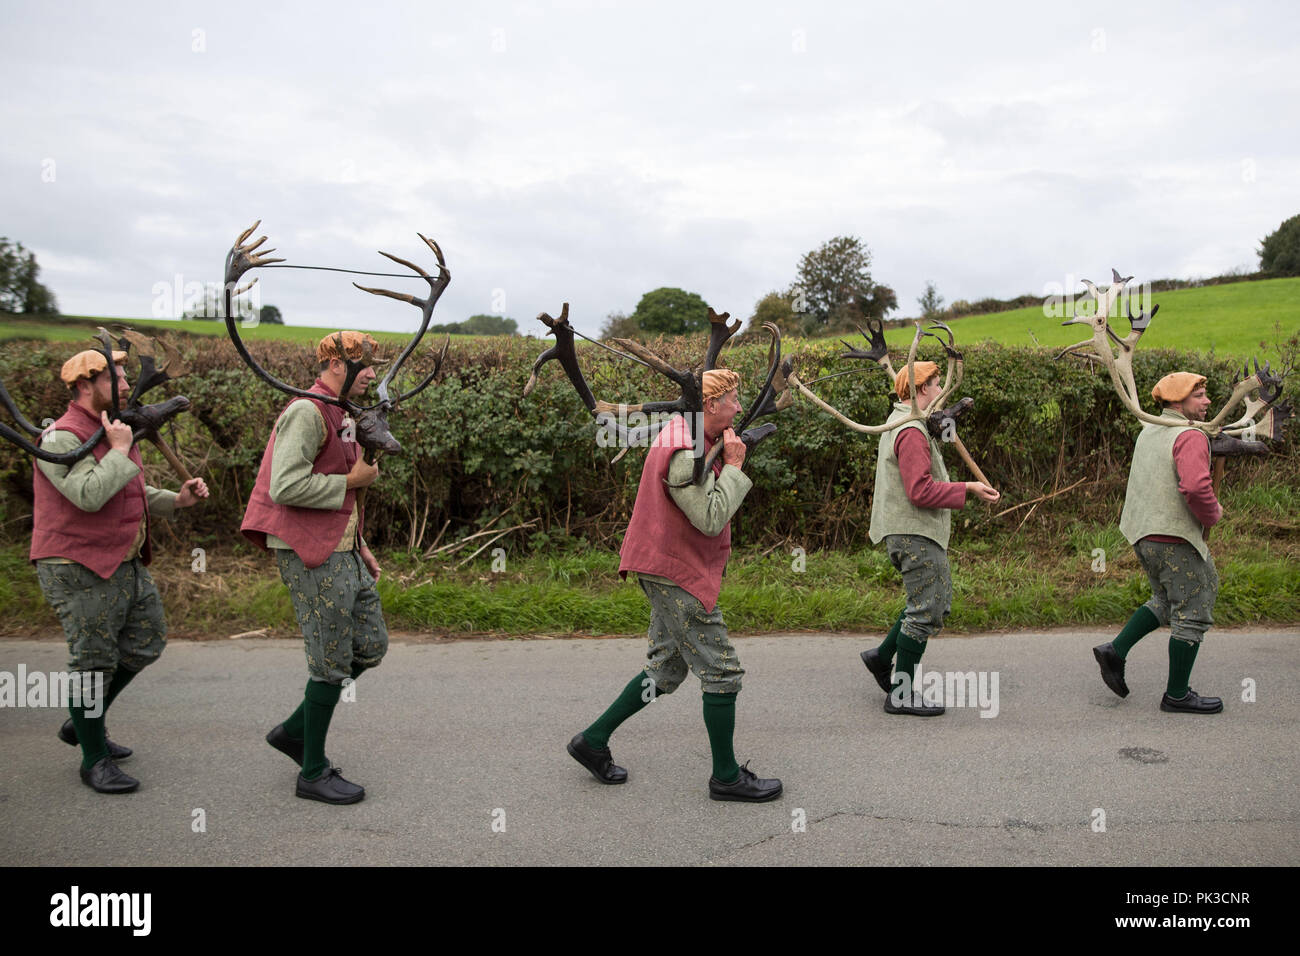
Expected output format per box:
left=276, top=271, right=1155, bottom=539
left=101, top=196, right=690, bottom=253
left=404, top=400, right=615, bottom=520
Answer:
left=1259, top=214, right=1300, bottom=276
left=431, top=314, right=518, bottom=335
left=746, top=290, right=800, bottom=336
left=259, top=304, right=284, bottom=325
left=598, top=310, right=640, bottom=339
left=917, top=281, right=945, bottom=318
left=0, top=237, right=59, bottom=314
left=461, top=314, right=518, bottom=335
left=631, top=287, right=710, bottom=335
left=790, top=235, right=895, bottom=334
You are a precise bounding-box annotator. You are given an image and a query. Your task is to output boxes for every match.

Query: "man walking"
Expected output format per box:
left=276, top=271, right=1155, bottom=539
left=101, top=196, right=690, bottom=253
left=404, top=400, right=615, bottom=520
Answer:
left=1093, top=372, right=1224, bottom=713
left=241, top=332, right=387, bottom=803
left=860, top=362, right=999, bottom=715
left=33, top=349, right=208, bottom=793
left=566, top=369, right=782, bottom=802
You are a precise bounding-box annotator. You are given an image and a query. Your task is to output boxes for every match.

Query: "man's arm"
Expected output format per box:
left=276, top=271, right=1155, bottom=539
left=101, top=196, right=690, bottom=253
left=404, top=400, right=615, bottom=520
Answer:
left=268, top=400, right=347, bottom=510
left=36, top=430, right=138, bottom=512
left=145, top=485, right=178, bottom=518
left=895, top=428, right=967, bottom=509
left=1173, top=430, right=1222, bottom=528
left=666, top=449, right=753, bottom=537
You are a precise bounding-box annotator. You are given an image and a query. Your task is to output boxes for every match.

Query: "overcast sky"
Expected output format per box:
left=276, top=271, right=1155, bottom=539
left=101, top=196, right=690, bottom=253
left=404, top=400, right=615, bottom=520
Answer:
left=2, top=1, right=1296, bottom=338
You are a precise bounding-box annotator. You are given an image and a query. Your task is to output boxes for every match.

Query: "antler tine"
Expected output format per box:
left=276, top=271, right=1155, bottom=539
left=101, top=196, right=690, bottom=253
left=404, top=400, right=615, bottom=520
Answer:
left=353, top=282, right=421, bottom=307
left=394, top=335, right=452, bottom=406
left=730, top=322, right=786, bottom=434
left=354, top=234, right=452, bottom=408
left=524, top=303, right=597, bottom=409
left=703, top=308, right=741, bottom=371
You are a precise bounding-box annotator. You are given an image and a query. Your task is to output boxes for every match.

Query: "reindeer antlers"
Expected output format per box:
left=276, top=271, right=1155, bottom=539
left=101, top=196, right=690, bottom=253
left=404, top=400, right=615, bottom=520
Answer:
left=1055, top=267, right=1290, bottom=442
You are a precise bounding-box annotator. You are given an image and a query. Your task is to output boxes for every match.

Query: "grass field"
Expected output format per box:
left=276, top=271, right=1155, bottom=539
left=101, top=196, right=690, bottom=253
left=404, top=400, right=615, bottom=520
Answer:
left=0, top=313, right=490, bottom=347
left=854, top=277, right=1299, bottom=359
left=4, top=276, right=1296, bottom=356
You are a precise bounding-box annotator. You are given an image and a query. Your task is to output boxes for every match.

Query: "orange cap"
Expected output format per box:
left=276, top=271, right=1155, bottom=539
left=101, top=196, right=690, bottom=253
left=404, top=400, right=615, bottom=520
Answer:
left=703, top=368, right=741, bottom=400
left=1151, top=372, right=1206, bottom=404
left=316, top=331, right=380, bottom=363
left=894, top=361, right=940, bottom=400
left=60, top=349, right=127, bottom=387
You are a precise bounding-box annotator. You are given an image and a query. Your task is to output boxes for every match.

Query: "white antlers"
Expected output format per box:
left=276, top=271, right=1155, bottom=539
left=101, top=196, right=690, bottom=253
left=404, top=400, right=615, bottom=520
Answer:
left=786, top=319, right=963, bottom=434
left=1057, top=268, right=1284, bottom=438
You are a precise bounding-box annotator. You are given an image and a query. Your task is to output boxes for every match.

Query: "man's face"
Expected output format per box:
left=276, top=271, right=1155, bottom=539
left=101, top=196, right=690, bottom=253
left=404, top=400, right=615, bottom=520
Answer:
left=332, top=359, right=377, bottom=398
left=915, top=374, right=941, bottom=409
left=1175, top=386, right=1210, bottom=421
left=706, top=388, right=743, bottom=431
left=86, top=363, right=129, bottom=411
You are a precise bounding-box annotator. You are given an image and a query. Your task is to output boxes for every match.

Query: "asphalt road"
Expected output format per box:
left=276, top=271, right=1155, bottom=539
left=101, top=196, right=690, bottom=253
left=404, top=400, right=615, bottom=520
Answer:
left=2, top=629, right=1297, bottom=866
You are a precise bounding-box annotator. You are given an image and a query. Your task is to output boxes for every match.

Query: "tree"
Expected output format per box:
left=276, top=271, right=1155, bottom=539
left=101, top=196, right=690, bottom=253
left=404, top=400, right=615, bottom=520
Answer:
left=1259, top=214, right=1300, bottom=276
left=631, top=287, right=710, bottom=335
left=461, top=314, right=518, bottom=335
left=430, top=314, right=518, bottom=336
left=917, top=281, right=945, bottom=318
left=790, top=235, right=894, bottom=334
left=598, top=310, right=640, bottom=339
left=746, top=291, right=800, bottom=336
left=0, top=237, right=59, bottom=314
left=259, top=304, right=284, bottom=325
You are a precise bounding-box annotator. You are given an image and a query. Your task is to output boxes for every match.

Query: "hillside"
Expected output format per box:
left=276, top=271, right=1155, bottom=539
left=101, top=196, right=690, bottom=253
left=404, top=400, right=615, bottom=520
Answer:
left=854, top=277, right=1299, bottom=359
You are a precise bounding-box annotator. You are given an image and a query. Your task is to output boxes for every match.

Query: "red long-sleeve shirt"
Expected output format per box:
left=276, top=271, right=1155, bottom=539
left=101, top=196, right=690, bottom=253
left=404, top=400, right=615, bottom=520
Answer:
left=896, top=428, right=967, bottom=510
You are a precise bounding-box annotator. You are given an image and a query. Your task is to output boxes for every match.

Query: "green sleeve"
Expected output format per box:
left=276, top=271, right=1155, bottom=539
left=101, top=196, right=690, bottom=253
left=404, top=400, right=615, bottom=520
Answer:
left=666, top=448, right=752, bottom=537
left=146, top=486, right=178, bottom=518
left=35, top=430, right=139, bottom=513
left=268, top=400, right=347, bottom=510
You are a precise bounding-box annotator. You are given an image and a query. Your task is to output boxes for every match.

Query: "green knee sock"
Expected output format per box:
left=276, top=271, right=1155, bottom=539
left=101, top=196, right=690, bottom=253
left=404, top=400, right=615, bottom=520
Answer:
left=702, top=692, right=740, bottom=783
left=877, top=609, right=905, bottom=662
left=1166, top=638, right=1200, bottom=699
left=281, top=681, right=309, bottom=741
left=69, top=704, right=109, bottom=770
left=302, top=681, right=343, bottom=781
left=1113, top=606, right=1160, bottom=658
left=582, top=672, right=653, bottom=750
left=102, top=665, right=139, bottom=713
left=894, top=633, right=926, bottom=690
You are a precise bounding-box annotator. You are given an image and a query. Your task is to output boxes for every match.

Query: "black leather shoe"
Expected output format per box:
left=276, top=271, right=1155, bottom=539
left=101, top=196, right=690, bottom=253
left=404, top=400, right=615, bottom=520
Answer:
left=79, top=756, right=139, bottom=794
left=266, top=724, right=305, bottom=766
left=860, top=648, right=893, bottom=694
left=296, top=766, right=365, bottom=804
left=567, top=733, right=628, bottom=784
left=709, top=761, right=783, bottom=802
left=59, top=718, right=132, bottom=760
left=1160, top=689, right=1223, bottom=714
left=1092, top=642, right=1130, bottom=698
left=883, top=694, right=946, bottom=716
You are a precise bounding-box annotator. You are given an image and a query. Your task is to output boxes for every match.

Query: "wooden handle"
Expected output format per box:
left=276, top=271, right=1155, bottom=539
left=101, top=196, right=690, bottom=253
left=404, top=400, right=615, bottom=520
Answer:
left=952, top=434, right=991, bottom=487
left=149, top=436, right=193, bottom=484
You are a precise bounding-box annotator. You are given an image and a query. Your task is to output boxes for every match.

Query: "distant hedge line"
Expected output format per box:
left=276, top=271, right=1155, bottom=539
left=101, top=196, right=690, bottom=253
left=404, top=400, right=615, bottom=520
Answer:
left=0, top=332, right=1293, bottom=553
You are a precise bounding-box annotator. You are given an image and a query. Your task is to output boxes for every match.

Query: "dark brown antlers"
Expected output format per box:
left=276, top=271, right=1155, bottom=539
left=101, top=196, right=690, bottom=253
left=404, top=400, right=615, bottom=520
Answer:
left=0, top=327, right=194, bottom=479
left=223, top=221, right=451, bottom=459
left=523, top=305, right=790, bottom=485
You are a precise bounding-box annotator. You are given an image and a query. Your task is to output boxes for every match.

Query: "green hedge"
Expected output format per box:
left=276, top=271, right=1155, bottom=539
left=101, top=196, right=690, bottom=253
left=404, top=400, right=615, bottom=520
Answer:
left=1, top=332, right=1294, bottom=553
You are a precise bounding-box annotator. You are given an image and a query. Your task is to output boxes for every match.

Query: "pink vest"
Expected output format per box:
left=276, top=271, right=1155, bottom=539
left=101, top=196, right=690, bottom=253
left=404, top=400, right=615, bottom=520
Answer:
left=240, top=380, right=361, bottom=568
left=30, top=401, right=151, bottom=579
left=618, top=414, right=731, bottom=612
